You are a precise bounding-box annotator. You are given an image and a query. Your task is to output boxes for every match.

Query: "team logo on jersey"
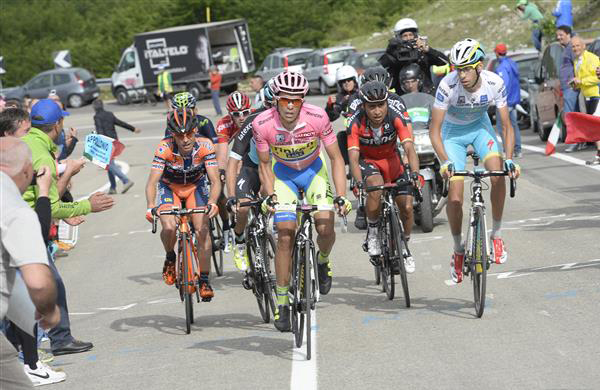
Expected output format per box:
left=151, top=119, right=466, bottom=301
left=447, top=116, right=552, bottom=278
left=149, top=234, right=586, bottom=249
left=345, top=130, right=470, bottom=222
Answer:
left=436, top=92, right=445, bottom=102
left=487, top=139, right=494, bottom=150
left=480, top=95, right=488, bottom=104
left=458, top=96, right=465, bottom=104
left=158, top=146, right=165, bottom=154
left=275, top=134, right=285, bottom=143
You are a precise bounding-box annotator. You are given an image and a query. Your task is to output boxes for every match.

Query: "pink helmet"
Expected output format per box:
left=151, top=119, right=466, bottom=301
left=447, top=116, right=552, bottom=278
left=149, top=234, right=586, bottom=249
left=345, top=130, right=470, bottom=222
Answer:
left=272, top=71, right=309, bottom=96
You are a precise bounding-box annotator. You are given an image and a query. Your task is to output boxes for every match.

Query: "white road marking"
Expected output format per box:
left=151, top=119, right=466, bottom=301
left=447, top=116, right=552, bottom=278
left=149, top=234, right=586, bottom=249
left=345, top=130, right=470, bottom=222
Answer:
left=521, top=144, right=600, bottom=172
left=70, top=312, right=96, bottom=315
left=291, top=309, right=318, bottom=390
left=444, top=280, right=457, bottom=286
left=128, top=229, right=151, bottom=235
left=495, top=272, right=533, bottom=279
left=431, top=264, right=442, bottom=270
left=93, top=232, right=119, bottom=239
left=98, top=303, right=137, bottom=311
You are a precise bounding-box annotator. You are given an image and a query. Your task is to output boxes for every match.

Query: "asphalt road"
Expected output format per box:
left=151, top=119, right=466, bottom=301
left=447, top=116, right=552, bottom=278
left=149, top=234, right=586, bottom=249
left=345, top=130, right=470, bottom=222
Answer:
left=47, top=94, right=600, bottom=389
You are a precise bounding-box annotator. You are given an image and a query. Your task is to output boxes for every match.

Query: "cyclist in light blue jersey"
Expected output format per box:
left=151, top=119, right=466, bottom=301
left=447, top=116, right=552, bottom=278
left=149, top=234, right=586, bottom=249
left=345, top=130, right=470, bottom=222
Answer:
left=429, top=39, right=521, bottom=284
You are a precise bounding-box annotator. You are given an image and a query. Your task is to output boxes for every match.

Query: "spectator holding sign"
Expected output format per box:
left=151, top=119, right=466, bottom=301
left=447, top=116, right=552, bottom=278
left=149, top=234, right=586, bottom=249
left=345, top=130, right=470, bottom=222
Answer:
left=21, top=99, right=114, bottom=357
left=93, top=99, right=140, bottom=194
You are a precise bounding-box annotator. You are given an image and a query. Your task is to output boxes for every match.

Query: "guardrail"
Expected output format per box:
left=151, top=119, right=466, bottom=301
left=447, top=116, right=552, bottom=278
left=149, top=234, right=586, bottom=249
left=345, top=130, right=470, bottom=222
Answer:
left=96, top=78, right=111, bottom=86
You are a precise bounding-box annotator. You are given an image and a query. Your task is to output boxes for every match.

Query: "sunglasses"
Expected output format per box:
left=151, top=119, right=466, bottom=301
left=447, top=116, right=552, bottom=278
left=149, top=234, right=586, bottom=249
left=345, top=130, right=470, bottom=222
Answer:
left=173, top=129, right=195, bottom=138
left=455, top=61, right=481, bottom=72
left=231, top=109, right=252, bottom=118
left=276, top=96, right=304, bottom=108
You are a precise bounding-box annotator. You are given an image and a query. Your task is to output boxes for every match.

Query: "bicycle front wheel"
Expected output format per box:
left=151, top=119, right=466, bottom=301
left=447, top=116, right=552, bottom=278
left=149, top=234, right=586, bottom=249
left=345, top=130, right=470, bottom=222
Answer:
left=247, top=239, right=269, bottom=323
left=381, top=218, right=395, bottom=300
left=181, top=233, right=193, bottom=334
left=390, top=206, right=410, bottom=308
left=472, top=207, right=487, bottom=318
left=292, top=243, right=305, bottom=349
left=304, top=240, right=313, bottom=361
left=210, top=218, right=224, bottom=276
left=261, top=233, right=277, bottom=319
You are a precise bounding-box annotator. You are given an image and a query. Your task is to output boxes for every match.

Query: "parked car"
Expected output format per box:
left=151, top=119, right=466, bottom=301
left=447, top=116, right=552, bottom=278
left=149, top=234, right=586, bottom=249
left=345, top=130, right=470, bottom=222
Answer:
left=343, top=49, right=385, bottom=75
left=256, top=48, right=313, bottom=81
left=303, top=46, right=356, bottom=94
left=3, top=68, right=100, bottom=108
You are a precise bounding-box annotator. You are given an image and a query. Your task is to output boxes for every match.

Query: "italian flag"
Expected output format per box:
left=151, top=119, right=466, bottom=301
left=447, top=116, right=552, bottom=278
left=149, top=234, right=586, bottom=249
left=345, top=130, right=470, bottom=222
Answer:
left=545, top=114, right=563, bottom=156
left=564, top=112, right=600, bottom=144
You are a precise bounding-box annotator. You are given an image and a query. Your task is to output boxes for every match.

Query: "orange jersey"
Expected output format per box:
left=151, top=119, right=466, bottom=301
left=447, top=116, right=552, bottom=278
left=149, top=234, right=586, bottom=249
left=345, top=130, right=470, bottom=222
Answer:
left=152, top=136, right=217, bottom=185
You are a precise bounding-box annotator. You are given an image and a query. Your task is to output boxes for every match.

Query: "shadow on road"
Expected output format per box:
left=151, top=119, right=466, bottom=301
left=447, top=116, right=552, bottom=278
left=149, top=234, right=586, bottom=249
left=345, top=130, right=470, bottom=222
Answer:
left=187, top=334, right=291, bottom=359
left=110, top=313, right=268, bottom=336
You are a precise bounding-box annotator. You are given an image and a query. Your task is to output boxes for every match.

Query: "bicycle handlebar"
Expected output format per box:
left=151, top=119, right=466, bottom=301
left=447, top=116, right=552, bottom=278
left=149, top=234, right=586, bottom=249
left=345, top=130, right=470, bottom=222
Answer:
left=275, top=204, right=335, bottom=213
left=446, top=170, right=516, bottom=198
left=151, top=206, right=209, bottom=234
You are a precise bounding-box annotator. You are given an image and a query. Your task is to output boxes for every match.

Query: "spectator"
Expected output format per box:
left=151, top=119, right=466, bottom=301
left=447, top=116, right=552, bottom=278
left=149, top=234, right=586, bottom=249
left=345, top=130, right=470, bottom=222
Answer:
left=22, top=99, right=114, bottom=357
left=210, top=65, right=223, bottom=116
left=157, top=64, right=173, bottom=113
left=379, top=18, right=449, bottom=94
left=47, top=92, right=78, bottom=161
left=516, top=0, right=545, bottom=52
left=494, top=43, right=523, bottom=157
left=0, top=137, right=62, bottom=388
left=0, top=95, right=6, bottom=112
left=571, top=36, right=600, bottom=165
left=93, top=99, right=140, bottom=194
left=4, top=99, right=22, bottom=110
left=249, top=74, right=265, bottom=108
left=553, top=0, right=573, bottom=28
left=0, top=107, right=31, bottom=137
left=555, top=26, right=583, bottom=153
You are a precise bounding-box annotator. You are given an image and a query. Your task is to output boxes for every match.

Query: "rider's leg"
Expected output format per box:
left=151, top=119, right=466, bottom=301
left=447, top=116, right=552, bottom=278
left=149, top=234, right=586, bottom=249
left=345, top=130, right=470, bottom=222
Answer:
left=365, top=174, right=384, bottom=219
left=396, top=194, right=414, bottom=238
left=485, top=155, right=506, bottom=233
left=234, top=200, right=251, bottom=236
left=159, top=215, right=177, bottom=253
left=192, top=213, right=211, bottom=272
left=446, top=179, right=465, bottom=252
left=274, top=220, right=296, bottom=297
left=314, top=211, right=335, bottom=258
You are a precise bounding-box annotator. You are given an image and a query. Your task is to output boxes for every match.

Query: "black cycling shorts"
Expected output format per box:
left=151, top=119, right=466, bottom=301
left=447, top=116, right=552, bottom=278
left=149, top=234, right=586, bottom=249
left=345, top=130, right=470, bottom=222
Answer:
left=235, top=166, right=261, bottom=200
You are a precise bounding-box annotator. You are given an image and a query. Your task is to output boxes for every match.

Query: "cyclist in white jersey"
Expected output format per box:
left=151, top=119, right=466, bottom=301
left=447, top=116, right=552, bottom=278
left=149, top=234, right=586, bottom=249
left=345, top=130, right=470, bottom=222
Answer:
left=429, top=39, right=520, bottom=283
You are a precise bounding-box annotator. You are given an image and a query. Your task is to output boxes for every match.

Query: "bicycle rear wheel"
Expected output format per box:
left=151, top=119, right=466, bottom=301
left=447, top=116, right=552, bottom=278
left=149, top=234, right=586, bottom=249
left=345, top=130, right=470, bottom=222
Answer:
left=374, top=264, right=381, bottom=286
left=247, top=240, right=269, bottom=323
left=472, top=207, right=487, bottom=318
left=210, top=218, right=224, bottom=276
left=181, top=233, right=193, bottom=334
left=390, top=206, right=410, bottom=308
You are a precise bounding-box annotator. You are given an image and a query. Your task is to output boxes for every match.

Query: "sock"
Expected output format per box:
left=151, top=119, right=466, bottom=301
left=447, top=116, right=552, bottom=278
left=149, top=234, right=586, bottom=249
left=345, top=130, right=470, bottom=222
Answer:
left=276, top=285, right=289, bottom=306
left=367, top=218, right=379, bottom=236
left=491, top=219, right=502, bottom=238
left=166, top=250, right=176, bottom=262
left=452, top=234, right=464, bottom=253
left=234, top=231, right=245, bottom=244
left=318, top=251, right=329, bottom=264
left=27, top=362, right=38, bottom=370
left=199, top=272, right=209, bottom=284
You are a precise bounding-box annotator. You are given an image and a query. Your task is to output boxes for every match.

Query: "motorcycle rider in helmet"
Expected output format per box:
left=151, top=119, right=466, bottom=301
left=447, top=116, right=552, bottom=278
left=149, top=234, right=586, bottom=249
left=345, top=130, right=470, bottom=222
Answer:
left=379, top=18, right=449, bottom=95
left=325, top=65, right=360, bottom=122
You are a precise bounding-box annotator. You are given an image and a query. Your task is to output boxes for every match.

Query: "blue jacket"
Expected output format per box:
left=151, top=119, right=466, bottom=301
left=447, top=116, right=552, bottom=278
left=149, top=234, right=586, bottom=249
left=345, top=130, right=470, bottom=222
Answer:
left=553, top=0, right=573, bottom=27
left=495, top=57, right=521, bottom=107
left=560, top=42, right=575, bottom=90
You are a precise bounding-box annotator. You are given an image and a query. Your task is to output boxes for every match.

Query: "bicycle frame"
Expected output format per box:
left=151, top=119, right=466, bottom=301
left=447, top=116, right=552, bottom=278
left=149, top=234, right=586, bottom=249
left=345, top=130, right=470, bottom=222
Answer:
left=463, top=177, right=492, bottom=273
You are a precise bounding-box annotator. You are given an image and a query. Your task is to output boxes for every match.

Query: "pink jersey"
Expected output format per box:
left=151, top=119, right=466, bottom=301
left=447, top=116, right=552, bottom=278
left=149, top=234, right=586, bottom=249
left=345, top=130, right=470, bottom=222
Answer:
left=252, top=103, right=336, bottom=170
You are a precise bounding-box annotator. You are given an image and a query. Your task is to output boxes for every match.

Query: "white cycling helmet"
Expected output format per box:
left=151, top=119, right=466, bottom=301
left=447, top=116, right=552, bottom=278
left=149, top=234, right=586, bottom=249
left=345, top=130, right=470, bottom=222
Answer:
left=449, top=38, right=486, bottom=67
left=394, top=18, right=418, bottom=35
left=336, top=65, right=358, bottom=83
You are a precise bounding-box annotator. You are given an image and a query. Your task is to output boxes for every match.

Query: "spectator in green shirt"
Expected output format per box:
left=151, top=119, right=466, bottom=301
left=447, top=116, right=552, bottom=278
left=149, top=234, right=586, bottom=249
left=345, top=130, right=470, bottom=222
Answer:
left=516, top=0, right=545, bottom=51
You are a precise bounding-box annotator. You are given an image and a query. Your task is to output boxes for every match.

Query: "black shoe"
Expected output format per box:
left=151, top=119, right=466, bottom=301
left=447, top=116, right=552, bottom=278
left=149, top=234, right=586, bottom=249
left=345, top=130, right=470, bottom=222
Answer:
left=354, top=207, right=367, bottom=230
left=52, top=339, right=93, bottom=356
left=274, top=305, right=291, bottom=332
left=317, top=256, right=332, bottom=295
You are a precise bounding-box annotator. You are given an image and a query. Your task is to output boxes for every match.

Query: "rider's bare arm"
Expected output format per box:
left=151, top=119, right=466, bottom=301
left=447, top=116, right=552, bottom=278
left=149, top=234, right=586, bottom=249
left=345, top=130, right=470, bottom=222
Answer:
left=226, top=157, right=242, bottom=198
left=216, top=142, right=228, bottom=171
left=257, top=150, right=275, bottom=195
left=401, top=139, right=420, bottom=175
left=206, top=164, right=222, bottom=206
left=429, top=107, right=450, bottom=163
left=497, top=105, right=515, bottom=160
left=324, top=141, right=347, bottom=197
left=145, top=169, right=162, bottom=209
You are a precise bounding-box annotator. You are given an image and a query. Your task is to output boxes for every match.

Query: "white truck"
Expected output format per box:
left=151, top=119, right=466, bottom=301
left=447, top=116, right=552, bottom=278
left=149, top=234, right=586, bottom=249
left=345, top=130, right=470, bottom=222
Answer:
left=111, top=19, right=254, bottom=105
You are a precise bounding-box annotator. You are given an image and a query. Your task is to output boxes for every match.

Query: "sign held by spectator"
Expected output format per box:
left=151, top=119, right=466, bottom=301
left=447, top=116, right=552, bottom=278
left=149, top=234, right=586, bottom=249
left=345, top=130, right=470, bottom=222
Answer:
left=53, top=50, right=72, bottom=68
left=83, top=133, right=124, bottom=170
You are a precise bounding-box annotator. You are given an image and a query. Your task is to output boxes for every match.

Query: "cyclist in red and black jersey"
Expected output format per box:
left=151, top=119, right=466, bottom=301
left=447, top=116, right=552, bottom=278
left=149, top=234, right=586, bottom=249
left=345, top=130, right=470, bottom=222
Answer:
left=347, top=81, right=421, bottom=273
left=214, top=91, right=253, bottom=255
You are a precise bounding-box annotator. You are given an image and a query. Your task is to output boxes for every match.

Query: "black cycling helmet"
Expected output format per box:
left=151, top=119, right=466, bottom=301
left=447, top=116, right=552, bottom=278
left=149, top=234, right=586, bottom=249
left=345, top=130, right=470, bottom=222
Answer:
left=166, top=108, right=198, bottom=135
left=399, top=63, right=424, bottom=93
left=359, top=81, right=389, bottom=103
left=362, top=66, right=392, bottom=89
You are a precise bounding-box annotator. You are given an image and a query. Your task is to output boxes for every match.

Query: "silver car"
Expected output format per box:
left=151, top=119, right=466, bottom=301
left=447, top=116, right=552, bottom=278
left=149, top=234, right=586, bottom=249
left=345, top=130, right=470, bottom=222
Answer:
left=2, top=68, right=100, bottom=108
left=302, top=46, right=356, bottom=94
left=256, top=48, right=313, bottom=81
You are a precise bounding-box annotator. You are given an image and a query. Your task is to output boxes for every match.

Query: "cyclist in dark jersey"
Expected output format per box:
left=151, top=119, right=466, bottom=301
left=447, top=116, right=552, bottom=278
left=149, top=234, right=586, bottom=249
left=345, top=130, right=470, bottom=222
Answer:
left=225, top=83, right=275, bottom=271
left=164, top=92, right=218, bottom=143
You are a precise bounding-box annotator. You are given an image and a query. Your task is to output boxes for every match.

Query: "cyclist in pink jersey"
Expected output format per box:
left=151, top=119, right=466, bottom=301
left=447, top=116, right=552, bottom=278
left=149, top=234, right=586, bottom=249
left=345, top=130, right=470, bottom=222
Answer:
left=252, top=71, right=351, bottom=332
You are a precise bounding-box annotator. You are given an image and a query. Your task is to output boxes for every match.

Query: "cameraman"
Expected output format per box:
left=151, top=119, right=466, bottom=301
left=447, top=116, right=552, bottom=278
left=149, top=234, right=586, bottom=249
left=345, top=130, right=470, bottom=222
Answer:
left=379, top=18, right=449, bottom=95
